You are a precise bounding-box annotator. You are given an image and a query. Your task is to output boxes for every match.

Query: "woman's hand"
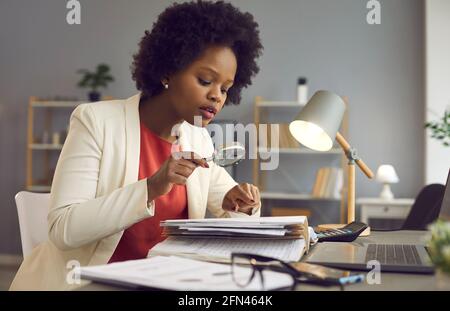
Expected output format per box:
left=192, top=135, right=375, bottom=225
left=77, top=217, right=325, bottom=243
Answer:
left=147, top=152, right=209, bottom=200
left=222, top=183, right=261, bottom=215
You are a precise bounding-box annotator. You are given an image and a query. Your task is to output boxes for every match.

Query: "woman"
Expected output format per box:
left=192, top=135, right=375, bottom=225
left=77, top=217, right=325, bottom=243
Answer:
left=10, top=0, right=263, bottom=290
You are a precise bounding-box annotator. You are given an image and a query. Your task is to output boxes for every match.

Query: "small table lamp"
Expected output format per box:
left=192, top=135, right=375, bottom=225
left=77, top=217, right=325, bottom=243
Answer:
left=376, top=164, right=399, bottom=200
left=289, top=90, right=374, bottom=232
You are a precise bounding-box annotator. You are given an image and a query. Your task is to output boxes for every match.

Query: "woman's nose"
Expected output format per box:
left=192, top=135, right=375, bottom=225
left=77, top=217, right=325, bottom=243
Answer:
left=207, top=88, right=221, bottom=103
left=208, top=94, right=219, bottom=103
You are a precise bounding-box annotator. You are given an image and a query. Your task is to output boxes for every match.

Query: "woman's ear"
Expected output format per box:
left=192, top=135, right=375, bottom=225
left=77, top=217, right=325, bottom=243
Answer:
left=161, top=76, right=170, bottom=89
left=161, top=76, right=170, bottom=85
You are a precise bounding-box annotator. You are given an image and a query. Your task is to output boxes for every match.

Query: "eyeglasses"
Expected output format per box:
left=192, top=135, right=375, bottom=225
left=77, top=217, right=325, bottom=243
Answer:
left=231, top=253, right=302, bottom=290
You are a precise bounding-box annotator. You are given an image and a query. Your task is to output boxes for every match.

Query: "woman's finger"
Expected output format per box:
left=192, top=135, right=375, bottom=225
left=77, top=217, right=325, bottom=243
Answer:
left=168, top=172, right=188, bottom=185
left=173, top=164, right=195, bottom=178
left=241, top=183, right=254, bottom=201
left=249, top=187, right=257, bottom=206
left=172, top=151, right=209, bottom=168
left=250, top=185, right=260, bottom=204
left=193, top=160, right=209, bottom=168
left=233, top=199, right=240, bottom=212
left=237, top=206, right=253, bottom=215
left=235, top=184, right=254, bottom=204
left=177, top=158, right=198, bottom=170
left=224, top=197, right=239, bottom=212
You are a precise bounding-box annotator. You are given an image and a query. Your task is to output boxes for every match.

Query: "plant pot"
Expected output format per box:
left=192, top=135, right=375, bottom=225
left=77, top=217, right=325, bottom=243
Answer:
left=88, top=91, right=101, bottom=102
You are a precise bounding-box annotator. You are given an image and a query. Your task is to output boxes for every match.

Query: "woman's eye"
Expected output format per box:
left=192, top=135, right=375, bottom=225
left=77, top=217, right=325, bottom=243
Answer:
left=198, top=77, right=228, bottom=94
left=198, top=78, right=211, bottom=86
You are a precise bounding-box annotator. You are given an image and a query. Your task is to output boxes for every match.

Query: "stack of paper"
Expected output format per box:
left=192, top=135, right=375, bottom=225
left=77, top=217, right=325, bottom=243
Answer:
left=161, top=216, right=309, bottom=239
left=80, top=256, right=294, bottom=291
left=149, top=216, right=310, bottom=263
left=148, top=237, right=307, bottom=263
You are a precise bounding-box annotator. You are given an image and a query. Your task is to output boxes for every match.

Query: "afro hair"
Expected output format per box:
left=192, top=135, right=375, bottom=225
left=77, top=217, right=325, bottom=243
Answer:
left=131, top=0, right=263, bottom=105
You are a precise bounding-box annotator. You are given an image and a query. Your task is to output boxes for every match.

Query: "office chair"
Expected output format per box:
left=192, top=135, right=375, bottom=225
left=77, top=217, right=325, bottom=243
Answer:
left=401, top=184, right=445, bottom=230
left=14, top=191, right=49, bottom=257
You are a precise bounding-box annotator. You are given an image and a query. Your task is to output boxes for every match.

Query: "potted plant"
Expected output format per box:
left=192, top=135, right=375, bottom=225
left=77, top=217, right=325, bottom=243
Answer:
left=77, top=63, right=114, bottom=102
left=425, top=110, right=450, bottom=147
left=427, top=220, right=450, bottom=288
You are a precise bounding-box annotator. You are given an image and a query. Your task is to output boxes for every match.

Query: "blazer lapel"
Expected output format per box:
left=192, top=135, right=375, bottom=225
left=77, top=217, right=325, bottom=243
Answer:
left=123, top=93, right=141, bottom=185
left=178, top=122, right=206, bottom=219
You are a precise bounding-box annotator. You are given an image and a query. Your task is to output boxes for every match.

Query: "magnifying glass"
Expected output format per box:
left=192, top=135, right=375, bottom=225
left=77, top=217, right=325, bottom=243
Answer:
left=173, top=142, right=245, bottom=167
left=204, top=142, right=245, bottom=167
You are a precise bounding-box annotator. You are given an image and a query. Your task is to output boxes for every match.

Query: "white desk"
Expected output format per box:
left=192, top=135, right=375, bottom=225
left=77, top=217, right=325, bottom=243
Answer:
left=78, top=231, right=449, bottom=291
left=358, top=198, right=414, bottom=226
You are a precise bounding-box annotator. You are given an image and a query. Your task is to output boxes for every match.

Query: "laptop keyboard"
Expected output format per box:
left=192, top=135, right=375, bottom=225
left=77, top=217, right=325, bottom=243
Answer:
left=365, top=244, right=423, bottom=265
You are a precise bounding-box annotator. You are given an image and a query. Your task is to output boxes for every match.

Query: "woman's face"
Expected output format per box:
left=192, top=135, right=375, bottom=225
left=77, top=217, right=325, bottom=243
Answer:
left=165, top=45, right=237, bottom=127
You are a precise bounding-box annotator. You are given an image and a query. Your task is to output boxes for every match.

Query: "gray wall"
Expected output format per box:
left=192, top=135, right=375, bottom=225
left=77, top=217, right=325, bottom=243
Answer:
left=0, top=0, right=424, bottom=255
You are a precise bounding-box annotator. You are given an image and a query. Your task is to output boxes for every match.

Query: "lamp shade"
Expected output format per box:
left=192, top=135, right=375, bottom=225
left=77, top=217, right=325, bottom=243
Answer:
left=376, top=165, right=399, bottom=183
left=289, top=90, right=346, bottom=151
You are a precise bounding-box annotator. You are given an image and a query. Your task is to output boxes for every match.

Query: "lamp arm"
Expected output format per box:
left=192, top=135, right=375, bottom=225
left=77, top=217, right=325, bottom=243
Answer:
left=354, top=158, right=374, bottom=179
left=335, top=132, right=374, bottom=179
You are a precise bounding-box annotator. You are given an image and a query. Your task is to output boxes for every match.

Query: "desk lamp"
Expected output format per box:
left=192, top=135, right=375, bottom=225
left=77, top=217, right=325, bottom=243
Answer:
left=376, top=164, right=399, bottom=200
left=289, top=90, right=374, bottom=234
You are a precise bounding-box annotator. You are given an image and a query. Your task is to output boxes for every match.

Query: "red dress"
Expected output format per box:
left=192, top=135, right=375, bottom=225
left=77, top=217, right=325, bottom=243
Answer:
left=108, top=122, right=188, bottom=263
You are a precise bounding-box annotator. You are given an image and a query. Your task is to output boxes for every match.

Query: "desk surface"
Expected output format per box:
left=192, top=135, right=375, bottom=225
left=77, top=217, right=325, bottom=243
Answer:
left=78, top=230, right=450, bottom=291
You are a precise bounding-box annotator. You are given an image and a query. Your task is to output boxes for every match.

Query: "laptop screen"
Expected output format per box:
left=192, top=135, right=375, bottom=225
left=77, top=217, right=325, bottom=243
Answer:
left=439, top=169, right=450, bottom=221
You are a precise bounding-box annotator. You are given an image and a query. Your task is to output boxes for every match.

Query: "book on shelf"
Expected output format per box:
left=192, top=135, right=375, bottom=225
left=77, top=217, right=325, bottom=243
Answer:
left=333, top=168, right=344, bottom=199
left=279, top=123, right=300, bottom=149
left=319, top=167, right=330, bottom=197
left=312, top=167, right=343, bottom=199
left=324, top=168, right=337, bottom=197
left=259, top=123, right=300, bottom=149
left=312, top=168, right=324, bottom=197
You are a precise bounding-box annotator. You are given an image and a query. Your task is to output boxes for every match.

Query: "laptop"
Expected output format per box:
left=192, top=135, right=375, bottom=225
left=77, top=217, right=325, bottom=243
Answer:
left=306, top=169, right=450, bottom=274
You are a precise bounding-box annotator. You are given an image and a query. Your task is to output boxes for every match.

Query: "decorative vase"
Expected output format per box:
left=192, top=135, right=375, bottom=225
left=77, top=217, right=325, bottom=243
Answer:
left=88, top=91, right=101, bottom=102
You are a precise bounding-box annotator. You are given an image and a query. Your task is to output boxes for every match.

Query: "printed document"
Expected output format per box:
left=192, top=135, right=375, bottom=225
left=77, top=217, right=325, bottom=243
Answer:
left=80, top=255, right=293, bottom=291
left=148, top=237, right=306, bottom=262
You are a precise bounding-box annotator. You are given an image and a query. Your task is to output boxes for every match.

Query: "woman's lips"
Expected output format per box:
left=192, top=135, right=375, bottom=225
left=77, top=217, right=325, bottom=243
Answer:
left=198, top=107, right=215, bottom=119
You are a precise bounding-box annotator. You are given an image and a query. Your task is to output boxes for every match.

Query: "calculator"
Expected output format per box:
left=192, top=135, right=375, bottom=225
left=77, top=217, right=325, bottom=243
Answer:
left=315, top=221, right=368, bottom=242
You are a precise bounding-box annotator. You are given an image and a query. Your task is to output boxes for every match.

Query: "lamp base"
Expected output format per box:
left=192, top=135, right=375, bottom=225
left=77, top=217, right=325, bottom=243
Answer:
left=380, top=184, right=394, bottom=200
left=316, top=223, right=371, bottom=237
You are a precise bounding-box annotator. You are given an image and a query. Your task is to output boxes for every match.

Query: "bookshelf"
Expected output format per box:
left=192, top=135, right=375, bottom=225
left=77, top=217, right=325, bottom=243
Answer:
left=252, top=96, right=349, bottom=223
left=26, top=96, right=113, bottom=192
left=26, top=97, right=83, bottom=192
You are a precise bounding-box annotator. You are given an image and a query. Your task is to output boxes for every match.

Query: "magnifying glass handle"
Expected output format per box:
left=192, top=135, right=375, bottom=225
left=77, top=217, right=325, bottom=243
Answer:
left=172, top=151, right=209, bottom=161
left=203, top=156, right=214, bottom=162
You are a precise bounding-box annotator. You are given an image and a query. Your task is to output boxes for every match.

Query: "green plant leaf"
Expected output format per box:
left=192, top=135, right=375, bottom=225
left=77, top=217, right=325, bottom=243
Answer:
left=97, top=64, right=109, bottom=73
left=76, top=63, right=114, bottom=91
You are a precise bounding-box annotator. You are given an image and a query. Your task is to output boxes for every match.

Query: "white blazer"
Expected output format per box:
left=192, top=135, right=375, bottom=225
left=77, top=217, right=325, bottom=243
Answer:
left=10, top=93, right=260, bottom=290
